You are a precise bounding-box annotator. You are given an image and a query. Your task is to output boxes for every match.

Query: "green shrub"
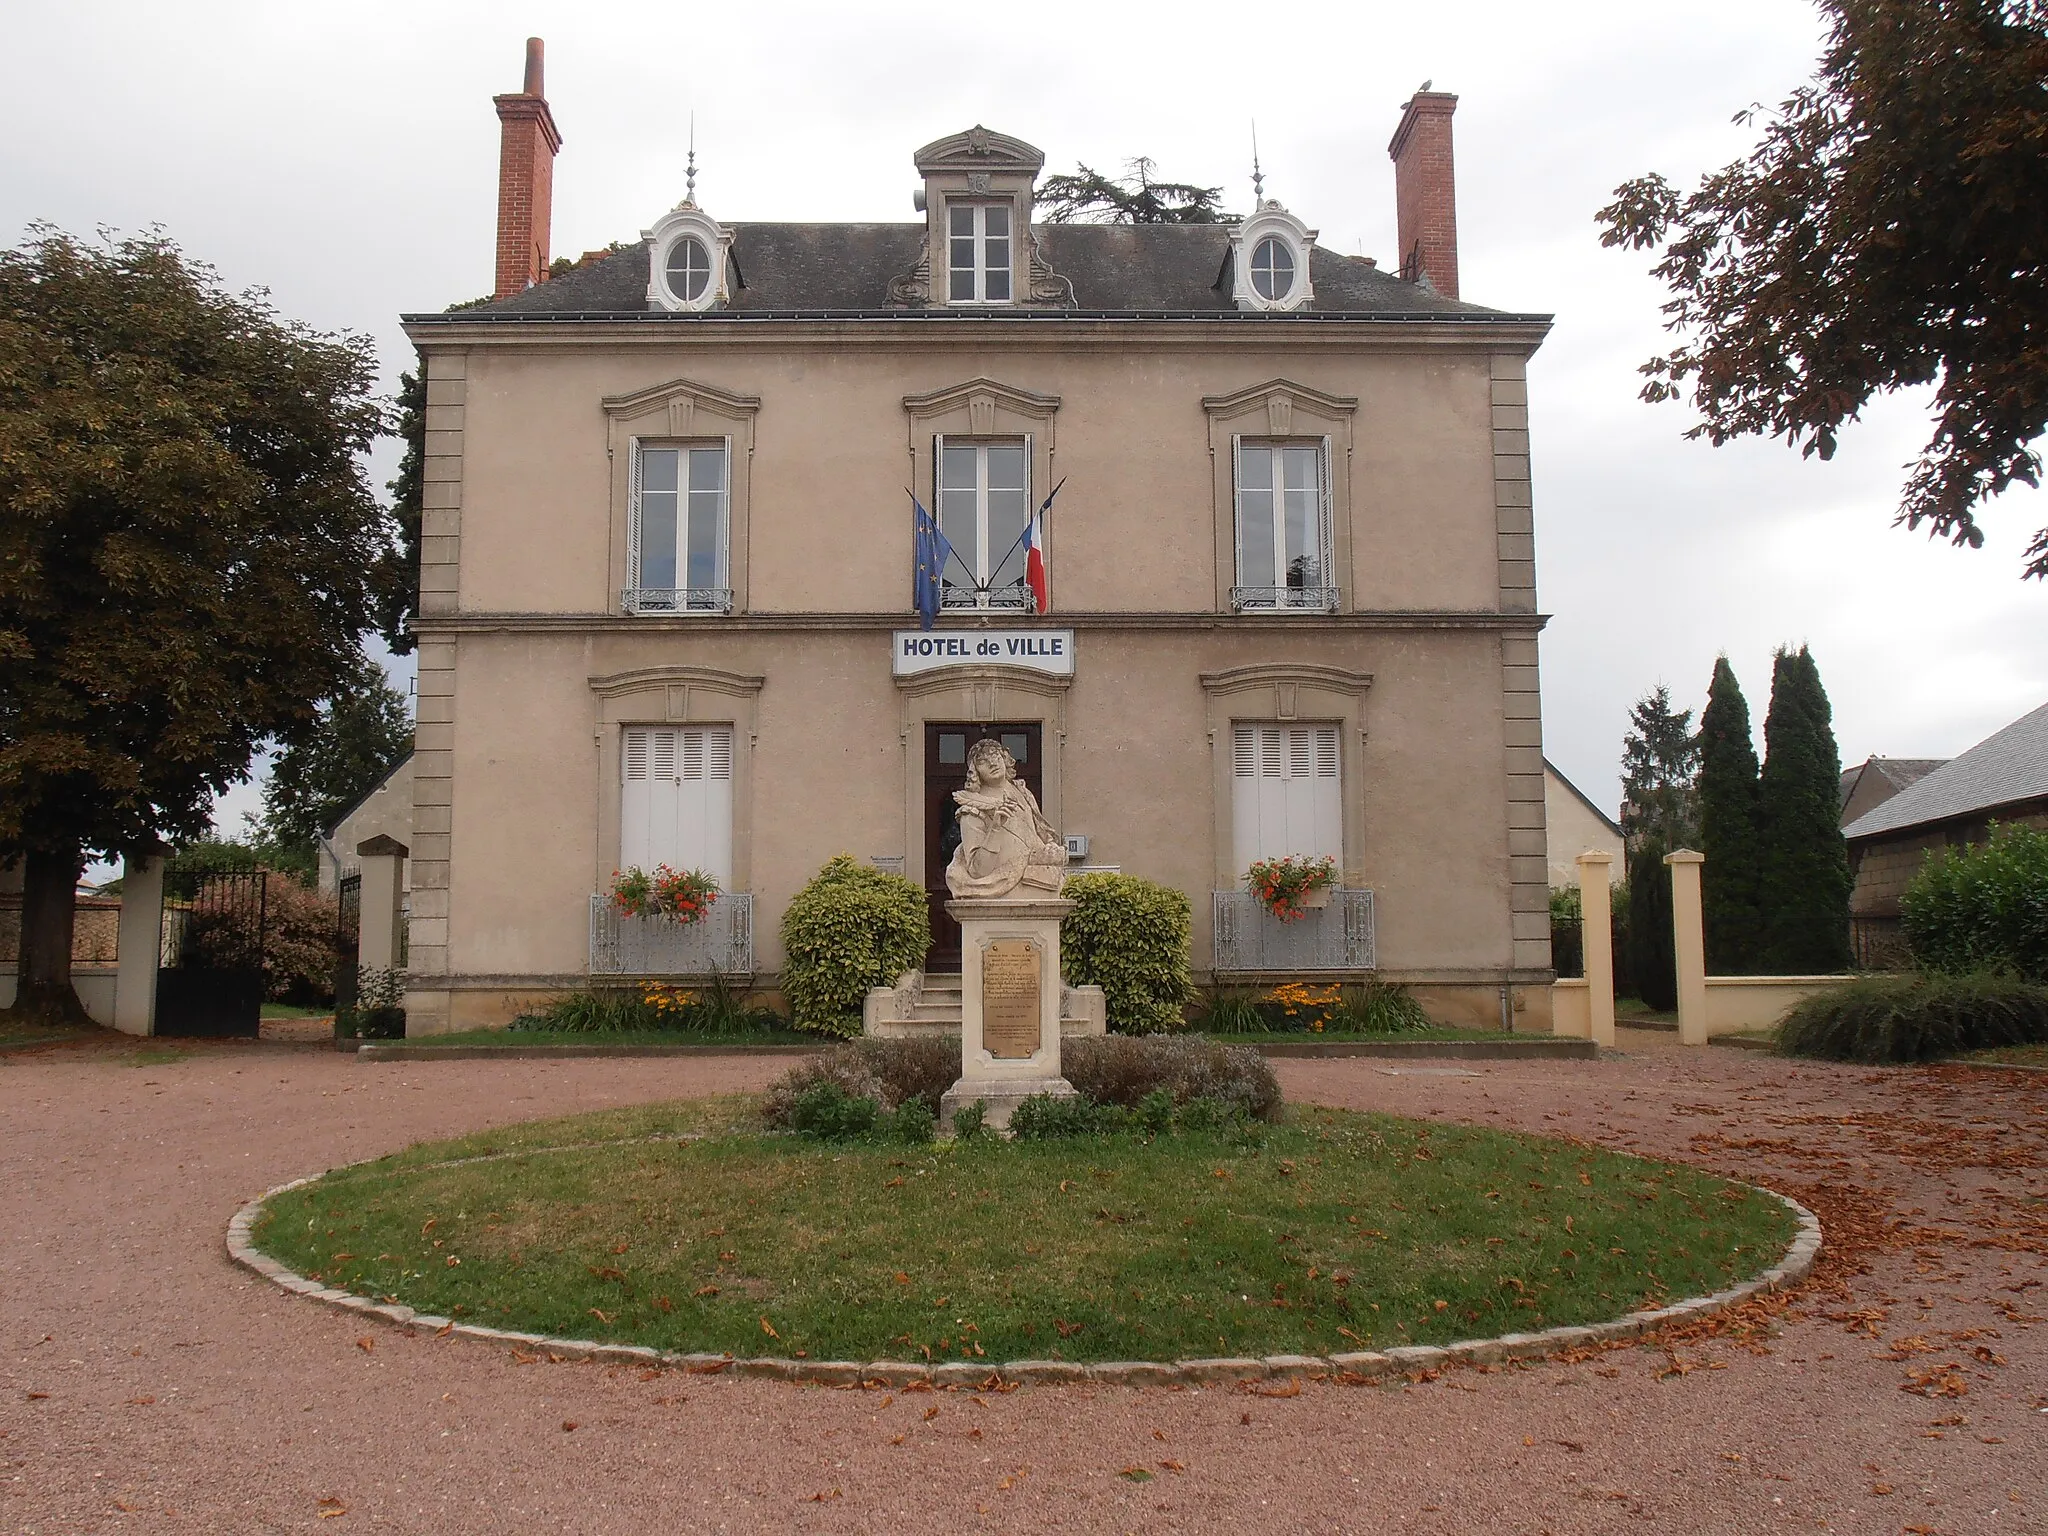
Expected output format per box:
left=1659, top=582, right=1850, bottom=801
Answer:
left=950, top=1100, right=990, bottom=1141
left=1189, top=978, right=1430, bottom=1035
left=780, top=855, right=932, bottom=1037
left=886, top=1098, right=937, bottom=1144
left=1900, top=824, right=2048, bottom=984
left=1062, top=1035, right=1281, bottom=1121
left=1191, top=986, right=1265, bottom=1033
left=760, top=1037, right=959, bottom=1127
left=334, top=965, right=406, bottom=1039
left=505, top=975, right=785, bottom=1037
left=787, top=1080, right=884, bottom=1140
left=1060, top=873, right=1193, bottom=1034
left=1776, top=972, right=2048, bottom=1063
left=1008, top=1092, right=1120, bottom=1139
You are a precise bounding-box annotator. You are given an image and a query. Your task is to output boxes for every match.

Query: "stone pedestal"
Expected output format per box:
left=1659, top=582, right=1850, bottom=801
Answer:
left=939, top=896, right=1077, bottom=1132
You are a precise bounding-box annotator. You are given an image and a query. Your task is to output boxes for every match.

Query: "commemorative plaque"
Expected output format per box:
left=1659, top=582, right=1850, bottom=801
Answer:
left=980, top=939, right=1042, bottom=1060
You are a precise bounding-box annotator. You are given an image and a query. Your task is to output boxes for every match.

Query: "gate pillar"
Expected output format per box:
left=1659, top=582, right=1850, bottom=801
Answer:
left=356, top=836, right=409, bottom=973
left=114, top=854, right=165, bottom=1036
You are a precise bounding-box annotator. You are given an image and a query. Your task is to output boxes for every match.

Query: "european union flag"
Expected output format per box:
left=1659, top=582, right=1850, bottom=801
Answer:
left=911, top=493, right=954, bottom=631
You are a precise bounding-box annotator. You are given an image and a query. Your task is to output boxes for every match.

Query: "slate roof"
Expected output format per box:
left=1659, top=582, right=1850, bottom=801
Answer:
left=443, top=223, right=1517, bottom=321
left=1843, top=703, right=2048, bottom=840
left=1838, top=756, right=1947, bottom=814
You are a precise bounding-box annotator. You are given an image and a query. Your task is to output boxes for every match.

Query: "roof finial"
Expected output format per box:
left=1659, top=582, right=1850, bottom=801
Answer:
left=685, top=113, right=698, bottom=205
left=1250, top=120, right=1265, bottom=202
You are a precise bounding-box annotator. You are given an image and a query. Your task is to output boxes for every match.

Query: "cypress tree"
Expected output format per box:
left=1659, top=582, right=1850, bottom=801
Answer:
left=1626, top=834, right=1678, bottom=1011
left=1756, top=647, right=1854, bottom=972
left=1697, top=656, right=1765, bottom=973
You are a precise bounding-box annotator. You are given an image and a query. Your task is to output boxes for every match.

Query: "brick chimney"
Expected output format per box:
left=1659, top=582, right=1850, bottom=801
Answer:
left=1388, top=89, right=1458, bottom=299
left=492, top=38, right=563, bottom=300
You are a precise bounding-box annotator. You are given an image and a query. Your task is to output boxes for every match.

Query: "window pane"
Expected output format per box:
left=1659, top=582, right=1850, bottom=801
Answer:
left=984, top=206, right=1009, bottom=238
left=940, top=444, right=978, bottom=490
left=938, top=732, right=967, bottom=765
left=1238, top=445, right=1273, bottom=491
left=640, top=447, right=679, bottom=494
left=985, top=444, right=1026, bottom=490
left=984, top=262, right=1010, bottom=301
left=951, top=205, right=974, bottom=236
left=949, top=266, right=975, bottom=302
left=686, top=491, right=720, bottom=589
left=939, top=442, right=978, bottom=584
left=1282, top=447, right=1321, bottom=589
left=1001, top=732, right=1028, bottom=762
left=688, top=446, right=726, bottom=493
left=641, top=502, right=677, bottom=591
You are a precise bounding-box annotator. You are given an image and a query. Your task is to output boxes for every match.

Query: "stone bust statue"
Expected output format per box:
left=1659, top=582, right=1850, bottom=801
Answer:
left=944, top=738, right=1069, bottom=900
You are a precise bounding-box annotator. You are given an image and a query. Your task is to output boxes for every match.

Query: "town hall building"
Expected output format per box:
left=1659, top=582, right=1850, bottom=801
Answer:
left=393, top=41, right=1557, bottom=1034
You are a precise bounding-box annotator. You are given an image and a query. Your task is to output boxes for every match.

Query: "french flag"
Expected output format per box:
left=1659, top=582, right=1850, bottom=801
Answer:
left=1024, top=477, right=1064, bottom=615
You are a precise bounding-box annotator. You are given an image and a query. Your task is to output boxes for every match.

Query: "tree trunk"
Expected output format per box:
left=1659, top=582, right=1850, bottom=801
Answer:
left=10, top=844, right=92, bottom=1027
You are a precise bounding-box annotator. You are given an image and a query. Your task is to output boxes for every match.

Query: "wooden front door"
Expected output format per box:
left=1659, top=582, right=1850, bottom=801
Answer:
left=924, top=721, right=1044, bottom=973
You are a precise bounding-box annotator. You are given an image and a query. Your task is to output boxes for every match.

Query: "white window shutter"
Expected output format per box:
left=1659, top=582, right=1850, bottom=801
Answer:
left=1231, top=723, right=1343, bottom=878
left=619, top=724, right=734, bottom=888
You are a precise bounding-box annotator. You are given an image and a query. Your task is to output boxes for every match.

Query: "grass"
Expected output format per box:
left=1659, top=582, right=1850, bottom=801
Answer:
left=398, top=1026, right=817, bottom=1049
left=262, top=1002, right=332, bottom=1020
left=1957, top=1042, right=2048, bottom=1067
left=253, top=1103, right=1796, bottom=1365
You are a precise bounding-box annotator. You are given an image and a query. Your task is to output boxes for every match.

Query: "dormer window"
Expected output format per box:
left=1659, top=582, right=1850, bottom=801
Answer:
left=1230, top=203, right=1316, bottom=312
left=1250, top=237, right=1295, bottom=303
left=948, top=203, right=1012, bottom=304
left=644, top=202, right=731, bottom=313
left=664, top=237, right=714, bottom=305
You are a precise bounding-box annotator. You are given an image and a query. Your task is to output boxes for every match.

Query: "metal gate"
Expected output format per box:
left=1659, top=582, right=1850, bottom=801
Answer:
left=334, top=872, right=362, bottom=1012
left=156, top=866, right=268, bottom=1038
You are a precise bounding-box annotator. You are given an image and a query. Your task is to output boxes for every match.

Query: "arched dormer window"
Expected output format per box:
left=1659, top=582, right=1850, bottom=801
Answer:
left=1230, top=202, right=1317, bottom=312
left=644, top=202, right=732, bottom=313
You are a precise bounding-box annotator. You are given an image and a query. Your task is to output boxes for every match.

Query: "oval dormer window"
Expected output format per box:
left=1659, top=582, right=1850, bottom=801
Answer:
left=665, top=236, right=713, bottom=304
left=1250, top=236, right=1296, bottom=302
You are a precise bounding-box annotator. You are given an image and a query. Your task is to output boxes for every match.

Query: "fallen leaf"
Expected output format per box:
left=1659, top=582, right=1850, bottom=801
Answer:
left=127, top=1396, right=156, bottom=1406
left=654, top=1295, right=673, bottom=1313
left=561, top=1420, right=578, bottom=1432
left=760, top=1317, right=778, bottom=1339
left=806, top=1489, right=843, bottom=1502
left=25, top=1393, right=49, bottom=1401
left=693, top=1285, right=719, bottom=1298
left=1158, top=1459, right=1186, bottom=1472
left=355, top=1337, right=374, bottom=1353
left=890, top=1434, right=906, bottom=1445
left=894, top=1272, right=911, bottom=1285
left=1153, top=1429, right=1167, bottom=1441
left=923, top=1406, right=940, bottom=1422
left=1118, top=1466, right=1154, bottom=1482
left=590, top=1309, right=615, bottom=1324
left=421, top=1218, right=437, bottom=1234
left=885, top=1177, right=906, bottom=1189
left=612, top=1241, right=628, bottom=1255
left=445, top=1256, right=460, bottom=1268
left=1873, top=1483, right=1894, bottom=1495
left=317, top=1496, right=347, bottom=1518
left=1211, top=1169, right=1231, bottom=1180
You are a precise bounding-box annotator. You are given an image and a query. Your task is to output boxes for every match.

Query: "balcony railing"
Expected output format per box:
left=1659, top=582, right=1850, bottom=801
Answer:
left=589, top=893, right=753, bottom=977
left=621, top=587, right=734, bottom=615
left=1212, top=888, right=1376, bottom=973
left=1231, top=585, right=1342, bottom=614
left=941, top=581, right=1031, bottom=610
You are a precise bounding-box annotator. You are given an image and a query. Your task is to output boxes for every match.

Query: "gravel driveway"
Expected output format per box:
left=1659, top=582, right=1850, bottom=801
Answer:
left=3, top=1030, right=2043, bottom=1534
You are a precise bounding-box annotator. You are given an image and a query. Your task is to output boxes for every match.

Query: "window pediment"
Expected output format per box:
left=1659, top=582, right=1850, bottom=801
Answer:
left=602, top=377, right=761, bottom=449
left=1202, top=378, right=1357, bottom=436
left=903, top=377, right=1060, bottom=439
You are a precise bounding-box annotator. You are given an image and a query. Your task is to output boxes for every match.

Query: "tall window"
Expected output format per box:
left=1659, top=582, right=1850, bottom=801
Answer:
left=1233, top=440, right=1335, bottom=611
left=621, top=726, right=734, bottom=886
left=947, top=203, right=1012, bottom=304
left=629, top=442, right=730, bottom=613
left=938, top=438, right=1029, bottom=607
left=1232, top=724, right=1342, bottom=876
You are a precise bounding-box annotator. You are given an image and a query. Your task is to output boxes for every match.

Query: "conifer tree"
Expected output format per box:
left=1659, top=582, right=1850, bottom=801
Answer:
left=1697, top=656, right=1765, bottom=972
left=1619, top=685, right=1701, bottom=849
left=1626, top=834, right=1678, bottom=1011
left=1756, top=647, right=1854, bottom=972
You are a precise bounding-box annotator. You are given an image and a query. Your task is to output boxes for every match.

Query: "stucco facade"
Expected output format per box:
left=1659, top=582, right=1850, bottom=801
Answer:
left=397, top=95, right=1555, bottom=1035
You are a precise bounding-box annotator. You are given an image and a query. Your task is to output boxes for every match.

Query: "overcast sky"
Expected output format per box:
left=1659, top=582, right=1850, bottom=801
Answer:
left=7, top=0, right=2043, bottom=864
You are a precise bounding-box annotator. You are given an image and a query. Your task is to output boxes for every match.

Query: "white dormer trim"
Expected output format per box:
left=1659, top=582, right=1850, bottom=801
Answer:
left=644, top=203, right=733, bottom=313
left=1230, top=201, right=1317, bottom=312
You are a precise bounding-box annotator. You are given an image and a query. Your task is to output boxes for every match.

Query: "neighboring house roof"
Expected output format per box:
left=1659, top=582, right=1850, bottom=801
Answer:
left=425, top=224, right=1529, bottom=322
left=1544, top=757, right=1623, bottom=837
left=321, top=751, right=415, bottom=841
left=1838, top=756, right=1947, bottom=816
left=1843, top=703, right=2048, bottom=841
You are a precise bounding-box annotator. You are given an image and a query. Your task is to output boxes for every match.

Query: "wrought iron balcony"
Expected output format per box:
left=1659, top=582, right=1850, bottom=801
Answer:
left=588, top=893, right=753, bottom=977
left=620, top=587, right=734, bottom=615
left=1230, top=585, right=1342, bottom=614
left=1211, top=888, right=1376, bottom=973
left=941, top=581, right=1031, bottom=610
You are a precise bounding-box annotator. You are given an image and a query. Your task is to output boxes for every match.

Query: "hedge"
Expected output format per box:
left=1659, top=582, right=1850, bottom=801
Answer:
left=1776, top=972, right=2048, bottom=1063
left=1059, top=873, right=1193, bottom=1034
left=778, top=855, right=931, bottom=1037
left=1900, top=823, right=2048, bottom=985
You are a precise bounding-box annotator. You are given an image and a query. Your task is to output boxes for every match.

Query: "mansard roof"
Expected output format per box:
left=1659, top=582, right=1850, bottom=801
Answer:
left=434, top=222, right=1518, bottom=321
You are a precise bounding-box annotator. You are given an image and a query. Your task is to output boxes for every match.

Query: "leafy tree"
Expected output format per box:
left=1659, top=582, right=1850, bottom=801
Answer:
left=255, top=657, right=413, bottom=878
left=0, top=228, right=392, bottom=1024
left=1598, top=0, right=2048, bottom=578
left=1626, top=835, right=1678, bottom=1011
left=1697, top=656, right=1766, bottom=972
left=1037, top=159, right=1235, bottom=224
left=1619, top=685, right=1700, bottom=850
left=370, top=369, right=423, bottom=656
left=1756, top=647, right=1854, bottom=972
